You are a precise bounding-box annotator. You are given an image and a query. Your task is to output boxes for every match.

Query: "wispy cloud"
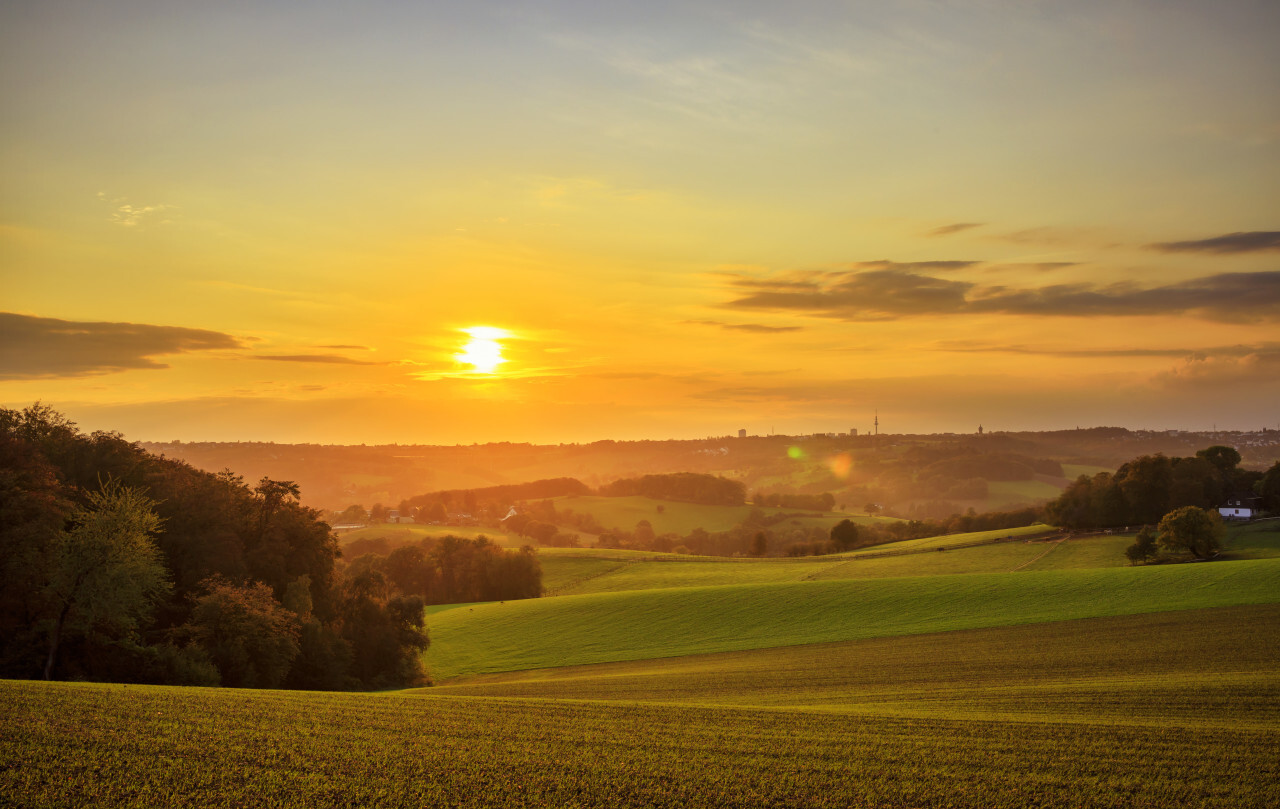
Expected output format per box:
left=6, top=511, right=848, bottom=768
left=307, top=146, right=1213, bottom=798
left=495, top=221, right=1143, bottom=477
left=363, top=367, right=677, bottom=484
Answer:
left=97, top=192, right=173, bottom=228
left=995, top=226, right=1111, bottom=247
left=251, top=354, right=383, bottom=366
left=928, top=222, right=983, bottom=237
left=1151, top=348, right=1280, bottom=391
left=933, top=341, right=1277, bottom=359
left=0, top=312, right=241, bottom=379
left=686, top=320, right=802, bottom=333
left=985, top=262, right=1080, bottom=273
left=1149, top=231, right=1280, bottom=255
left=725, top=269, right=1280, bottom=322
left=847, top=259, right=980, bottom=273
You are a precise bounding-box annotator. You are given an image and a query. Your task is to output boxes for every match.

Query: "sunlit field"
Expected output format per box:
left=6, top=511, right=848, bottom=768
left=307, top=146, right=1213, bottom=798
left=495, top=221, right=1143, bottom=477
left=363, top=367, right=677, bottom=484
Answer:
left=7, top=518, right=1279, bottom=807
left=424, top=557, right=1280, bottom=680
left=6, top=603, right=1278, bottom=808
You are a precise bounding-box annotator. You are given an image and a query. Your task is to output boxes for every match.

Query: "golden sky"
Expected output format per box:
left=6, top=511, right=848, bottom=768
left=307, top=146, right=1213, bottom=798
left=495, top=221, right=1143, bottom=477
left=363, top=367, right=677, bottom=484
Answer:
left=2, top=1, right=1278, bottom=443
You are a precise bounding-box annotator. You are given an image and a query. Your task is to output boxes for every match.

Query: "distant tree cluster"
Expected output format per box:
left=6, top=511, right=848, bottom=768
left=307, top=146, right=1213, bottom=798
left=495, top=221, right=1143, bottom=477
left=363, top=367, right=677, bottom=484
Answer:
left=1125, top=506, right=1226, bottom=564
left=0, top=405, right=437, bottom=690
left=1047, top=446, right=1265, bottom=529
left=345, top=536, right=542, bottom=605
left=402, top=478, right=589, bottom=521
left=598, top=473, right=746, bottom=506
left=918, top=452, right=1061, bottom=482
left=751, top=492, right=836, bottom=511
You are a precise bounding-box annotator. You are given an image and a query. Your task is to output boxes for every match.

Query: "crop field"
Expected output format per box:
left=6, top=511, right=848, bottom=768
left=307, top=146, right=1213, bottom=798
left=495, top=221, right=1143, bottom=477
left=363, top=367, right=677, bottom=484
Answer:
left=6, top=671, right=1276, bottom=809
left=425, top=557, right=1280, bottom=679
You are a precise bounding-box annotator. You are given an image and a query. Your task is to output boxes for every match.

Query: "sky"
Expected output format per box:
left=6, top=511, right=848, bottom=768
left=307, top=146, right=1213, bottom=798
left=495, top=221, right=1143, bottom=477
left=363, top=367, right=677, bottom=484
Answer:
left=2, top=0, right=1278, bottom=444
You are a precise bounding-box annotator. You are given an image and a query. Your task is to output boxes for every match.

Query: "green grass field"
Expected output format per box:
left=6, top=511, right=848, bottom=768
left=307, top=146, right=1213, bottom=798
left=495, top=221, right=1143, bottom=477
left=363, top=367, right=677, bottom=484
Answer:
left=10, top=510, right=1279, bottom=807
left=536, top=527, right=1087, bottom=595
left=427, top=603, right=1280, bottom=728
left=985, top=478, right=1065, bottom=506
left=424, top=557, right=1280, bottom=680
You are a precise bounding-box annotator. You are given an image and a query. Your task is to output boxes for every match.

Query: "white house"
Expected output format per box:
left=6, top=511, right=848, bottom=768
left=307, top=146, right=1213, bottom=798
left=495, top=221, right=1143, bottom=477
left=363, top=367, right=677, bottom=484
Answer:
left=1218, top=493, right=1262, bottom=520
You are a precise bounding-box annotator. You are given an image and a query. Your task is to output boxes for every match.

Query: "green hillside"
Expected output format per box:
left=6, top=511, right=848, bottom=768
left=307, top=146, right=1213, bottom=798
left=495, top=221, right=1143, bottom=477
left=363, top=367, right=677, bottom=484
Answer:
left=429, top=603, right=1280, bottom=727
left=535, top=525, right=1110, bottom=594
left=424, top=557, right=1280, bottom=680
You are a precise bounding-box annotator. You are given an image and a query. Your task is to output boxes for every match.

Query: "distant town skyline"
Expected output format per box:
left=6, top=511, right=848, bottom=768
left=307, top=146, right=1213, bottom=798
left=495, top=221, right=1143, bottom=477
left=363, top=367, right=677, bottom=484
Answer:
left=3, top=1, right=1278, bottom=444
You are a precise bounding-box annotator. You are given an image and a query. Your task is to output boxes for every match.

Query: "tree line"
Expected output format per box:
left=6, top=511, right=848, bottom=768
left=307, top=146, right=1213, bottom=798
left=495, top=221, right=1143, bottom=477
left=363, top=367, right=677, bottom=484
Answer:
left=1046, top=445, right=1277, bottom=529
left=0, top=405, right=540, bottom=690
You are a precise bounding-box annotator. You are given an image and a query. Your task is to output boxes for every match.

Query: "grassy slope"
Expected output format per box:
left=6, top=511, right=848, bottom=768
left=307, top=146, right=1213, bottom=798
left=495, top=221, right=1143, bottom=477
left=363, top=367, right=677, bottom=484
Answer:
left=536, top=525, right=1096, bottom=595
left=428, top=603, right=1280, bottom=728
left=985, top=478, right=1064, bottom=506
left=424, top=556, right=1280, bottom=680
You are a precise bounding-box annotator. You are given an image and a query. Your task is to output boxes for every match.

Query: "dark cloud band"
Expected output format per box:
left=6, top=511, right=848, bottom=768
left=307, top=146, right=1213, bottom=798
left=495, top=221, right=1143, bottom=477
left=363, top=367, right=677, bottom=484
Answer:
left=726, top=270, right=1280, bottom=322
left=0, top=312, right=243, bottom=379
left=253, top=354, right=382, bottom=365
left=1150, top=231, right=1280, bottom=254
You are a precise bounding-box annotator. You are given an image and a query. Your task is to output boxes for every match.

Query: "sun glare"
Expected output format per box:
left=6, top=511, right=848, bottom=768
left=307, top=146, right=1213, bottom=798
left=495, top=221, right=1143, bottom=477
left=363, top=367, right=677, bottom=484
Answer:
left=456, top=326, right=510, bottom=375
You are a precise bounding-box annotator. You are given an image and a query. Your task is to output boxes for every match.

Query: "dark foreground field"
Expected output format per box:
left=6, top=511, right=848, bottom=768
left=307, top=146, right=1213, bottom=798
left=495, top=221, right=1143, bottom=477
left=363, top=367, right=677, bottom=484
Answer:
left=5, top=603, right=1278, bottom=809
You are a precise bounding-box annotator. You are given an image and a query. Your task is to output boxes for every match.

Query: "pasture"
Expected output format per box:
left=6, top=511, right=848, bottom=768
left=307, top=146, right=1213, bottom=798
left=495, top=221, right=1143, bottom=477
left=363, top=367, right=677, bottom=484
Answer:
left=424, top=557, right=1280, bottom=680
left=429, top=603, right=1280, bottom=728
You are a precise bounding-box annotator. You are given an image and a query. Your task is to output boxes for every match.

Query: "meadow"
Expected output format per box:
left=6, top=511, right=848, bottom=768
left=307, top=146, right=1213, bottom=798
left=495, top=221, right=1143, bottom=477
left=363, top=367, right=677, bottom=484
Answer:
left=7, top=520, right=1279, bottom=807
left=424, top=556, right=1280, bottom=679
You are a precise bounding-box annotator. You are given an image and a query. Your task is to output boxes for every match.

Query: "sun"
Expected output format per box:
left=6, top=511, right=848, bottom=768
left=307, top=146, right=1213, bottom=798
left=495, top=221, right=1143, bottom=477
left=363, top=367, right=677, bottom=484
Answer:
left=455, top=326, right=510, bottom=375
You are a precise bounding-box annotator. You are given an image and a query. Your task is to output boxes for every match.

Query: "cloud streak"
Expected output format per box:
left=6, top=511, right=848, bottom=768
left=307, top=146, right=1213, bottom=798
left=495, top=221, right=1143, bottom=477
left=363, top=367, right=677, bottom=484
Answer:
left=0, top=312, right=242, bottom=379
left=687, top=320, right=802, bottom=333
left=933, top=341, right=1278, bottom=359
left=726, top=270, right=1280, bottom=322
left=1150, top=231, right=1280, bottom=255
left=252, top=354, right=383, bottom=365
left=928, top=222, right=982, bottom=237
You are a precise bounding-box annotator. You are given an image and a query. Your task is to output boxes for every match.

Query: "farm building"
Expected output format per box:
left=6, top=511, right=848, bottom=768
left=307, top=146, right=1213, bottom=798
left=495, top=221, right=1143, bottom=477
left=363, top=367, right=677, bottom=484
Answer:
left=1218, top=493, right=1262, bottom=520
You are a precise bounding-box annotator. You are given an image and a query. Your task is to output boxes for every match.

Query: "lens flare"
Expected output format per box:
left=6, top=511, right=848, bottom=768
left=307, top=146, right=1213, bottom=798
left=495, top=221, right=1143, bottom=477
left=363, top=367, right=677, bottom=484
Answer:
left=827, top=452, right=853, bottom=479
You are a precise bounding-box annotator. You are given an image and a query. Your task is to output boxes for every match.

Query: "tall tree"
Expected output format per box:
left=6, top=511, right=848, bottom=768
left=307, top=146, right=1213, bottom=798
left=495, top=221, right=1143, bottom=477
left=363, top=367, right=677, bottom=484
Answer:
left=1156, top=506, right=1224, bottom=560
left=187, top=579, right=301, bottom=688
left=41, top=480, right=170, bottom=680
left=1195, top=445, right=1242, bottom=476
left=830, top=519, right=861, bottom=551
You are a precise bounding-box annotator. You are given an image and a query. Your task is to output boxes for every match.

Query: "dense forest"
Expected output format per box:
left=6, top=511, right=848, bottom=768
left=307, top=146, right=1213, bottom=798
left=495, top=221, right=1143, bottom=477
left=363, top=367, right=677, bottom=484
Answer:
left=1046, top=446, right=1280, bottom=529
left=0, top=405, right=542, bottom=689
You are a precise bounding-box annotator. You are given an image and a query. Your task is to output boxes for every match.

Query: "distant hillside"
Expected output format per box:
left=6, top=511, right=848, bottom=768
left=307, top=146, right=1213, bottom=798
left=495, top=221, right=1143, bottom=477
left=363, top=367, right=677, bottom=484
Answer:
left=142, top=427, right=1280, bottom=513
